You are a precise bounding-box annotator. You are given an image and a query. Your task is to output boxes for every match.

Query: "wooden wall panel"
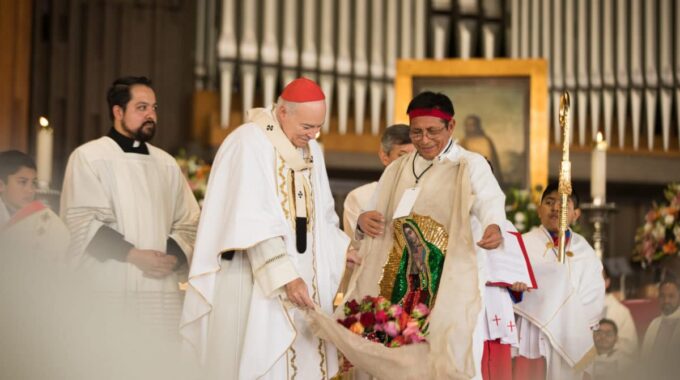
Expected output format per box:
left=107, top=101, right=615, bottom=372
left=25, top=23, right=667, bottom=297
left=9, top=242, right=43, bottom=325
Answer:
left=0, top=0, right=32, bottom=151
left=30, top=0, right=196, bottom=188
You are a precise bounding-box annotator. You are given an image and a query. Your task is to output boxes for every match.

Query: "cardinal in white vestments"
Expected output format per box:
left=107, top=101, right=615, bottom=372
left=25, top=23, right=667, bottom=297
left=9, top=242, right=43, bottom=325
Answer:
left=514, top=182, right=605, bottom=380
left=180, top=78, right=356, bottom=379
left=60, top=77, right=200, bottom=332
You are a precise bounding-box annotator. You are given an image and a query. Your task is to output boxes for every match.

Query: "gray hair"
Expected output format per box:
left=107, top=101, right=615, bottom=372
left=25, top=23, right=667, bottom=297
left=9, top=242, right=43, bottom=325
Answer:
left=380, top=124, right=412, bottom=154
left=275, top=96, right=298, bottom=114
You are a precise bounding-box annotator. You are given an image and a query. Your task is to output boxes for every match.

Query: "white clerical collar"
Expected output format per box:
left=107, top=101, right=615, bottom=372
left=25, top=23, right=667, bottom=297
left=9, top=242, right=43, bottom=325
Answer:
left=437, top=138, right=455, bottom=162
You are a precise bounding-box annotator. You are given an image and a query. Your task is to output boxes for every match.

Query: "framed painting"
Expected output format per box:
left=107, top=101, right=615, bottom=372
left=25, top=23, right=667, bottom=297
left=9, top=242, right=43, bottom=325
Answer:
left=394, top=59, right=548, bottom=192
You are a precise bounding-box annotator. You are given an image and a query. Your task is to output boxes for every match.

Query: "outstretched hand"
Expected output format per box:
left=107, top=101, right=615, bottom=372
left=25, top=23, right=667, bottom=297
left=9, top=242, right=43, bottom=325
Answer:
left=285, top=278, right=315, bottom=309
left=477, top=224, right=502, bottom=249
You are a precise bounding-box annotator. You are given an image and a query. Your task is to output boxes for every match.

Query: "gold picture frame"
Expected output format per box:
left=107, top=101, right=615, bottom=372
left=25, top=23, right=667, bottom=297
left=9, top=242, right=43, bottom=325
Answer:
left=394, top=58, right=549, bottom=192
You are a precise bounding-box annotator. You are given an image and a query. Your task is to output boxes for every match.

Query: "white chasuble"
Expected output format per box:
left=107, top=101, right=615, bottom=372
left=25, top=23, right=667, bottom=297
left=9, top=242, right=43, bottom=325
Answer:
left=60, top=137, right=200, bottom=330
left=514, top=226, right=605, bottom=380
left=181, top=108, right=349, bottom=379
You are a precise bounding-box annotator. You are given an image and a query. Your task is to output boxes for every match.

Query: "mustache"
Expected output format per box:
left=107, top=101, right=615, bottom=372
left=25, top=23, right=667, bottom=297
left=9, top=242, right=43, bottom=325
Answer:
left=142, top=120, right=156, bottom=127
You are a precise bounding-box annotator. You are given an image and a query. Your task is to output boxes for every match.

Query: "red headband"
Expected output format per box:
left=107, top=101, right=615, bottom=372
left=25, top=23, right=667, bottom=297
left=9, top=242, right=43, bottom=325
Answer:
left=408, top=108, right=453, bottom=122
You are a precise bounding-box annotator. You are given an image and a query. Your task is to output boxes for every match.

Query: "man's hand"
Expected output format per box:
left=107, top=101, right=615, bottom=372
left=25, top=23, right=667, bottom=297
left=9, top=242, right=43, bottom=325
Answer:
left=285, top=278, right=315, bottom=309
left=477, top=224, right=503, bottom=249
left=357, top=211, right=385, bottom=238
left=346, top=247, right=362, bottom=269
left=510, top=282, right=529, bottom=292
left=127, top=248, right=177, bottom=278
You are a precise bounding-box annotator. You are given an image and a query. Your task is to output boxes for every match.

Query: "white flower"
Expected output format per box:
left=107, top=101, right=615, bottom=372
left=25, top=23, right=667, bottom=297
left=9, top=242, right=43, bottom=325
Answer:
left=653, top=224, right=666, bottom=240
left=514, top=212, right=527, bottom=223
left=644, top=222, right=653, bottom=233
left=665, top=214, right=675, bottom=226
left=527, top=203, right=537, bottom=211
left=516, top=222, right=526, bottom=232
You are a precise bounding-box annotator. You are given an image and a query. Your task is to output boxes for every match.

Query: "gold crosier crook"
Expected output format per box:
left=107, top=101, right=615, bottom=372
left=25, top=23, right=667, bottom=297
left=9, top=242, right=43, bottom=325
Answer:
left=557, top=91, right=572, bottom=264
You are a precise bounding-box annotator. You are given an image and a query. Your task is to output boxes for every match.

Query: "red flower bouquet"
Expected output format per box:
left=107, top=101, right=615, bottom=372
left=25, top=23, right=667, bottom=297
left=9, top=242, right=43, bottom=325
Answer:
left=337, top=295, right=429, bottom=348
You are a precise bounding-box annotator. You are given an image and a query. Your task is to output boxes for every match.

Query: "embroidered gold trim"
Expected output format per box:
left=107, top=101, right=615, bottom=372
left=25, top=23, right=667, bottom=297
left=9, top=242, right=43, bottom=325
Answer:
left=289, top=346, right=298, bottom=380
left=277, top=155, right=292, bottom=223
left=252, top=253, right=288, bottom=274
left=378, top=214, right=449, bottom=301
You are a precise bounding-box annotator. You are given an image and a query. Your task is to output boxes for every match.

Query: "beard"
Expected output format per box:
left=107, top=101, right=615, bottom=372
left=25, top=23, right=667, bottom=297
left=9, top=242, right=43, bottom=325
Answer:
left=124, top=120, right=156, bottom=142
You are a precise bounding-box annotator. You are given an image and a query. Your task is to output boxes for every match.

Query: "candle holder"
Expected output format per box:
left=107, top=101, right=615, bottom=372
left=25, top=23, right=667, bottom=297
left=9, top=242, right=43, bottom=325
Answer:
left=579, top=202, right=617, bottom=260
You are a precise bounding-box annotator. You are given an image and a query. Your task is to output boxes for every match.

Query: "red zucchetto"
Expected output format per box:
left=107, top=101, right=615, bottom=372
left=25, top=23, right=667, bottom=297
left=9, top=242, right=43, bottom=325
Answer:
left=280, top=77, right=326, bottom=102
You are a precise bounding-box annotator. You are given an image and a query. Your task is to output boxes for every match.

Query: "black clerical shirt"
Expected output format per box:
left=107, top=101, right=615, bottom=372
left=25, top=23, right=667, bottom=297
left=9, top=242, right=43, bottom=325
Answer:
left=85, top=128, right=187, bottom=269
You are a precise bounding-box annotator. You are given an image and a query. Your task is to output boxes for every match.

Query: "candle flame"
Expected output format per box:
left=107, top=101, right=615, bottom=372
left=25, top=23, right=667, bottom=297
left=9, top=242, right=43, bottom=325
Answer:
left=596, top=131, right=603, bottom=143
left=39, top=117, right=49, bottom=128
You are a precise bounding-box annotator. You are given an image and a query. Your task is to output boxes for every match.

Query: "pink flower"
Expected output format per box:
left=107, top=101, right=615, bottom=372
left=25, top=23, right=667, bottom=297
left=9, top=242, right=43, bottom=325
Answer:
left=387, top=304, right=403, bottom=319
left=410, top=303, right=430, bottom=319
left=384, top=321, right=400, bottom=337
left=402, top=320, right=421, bottom=342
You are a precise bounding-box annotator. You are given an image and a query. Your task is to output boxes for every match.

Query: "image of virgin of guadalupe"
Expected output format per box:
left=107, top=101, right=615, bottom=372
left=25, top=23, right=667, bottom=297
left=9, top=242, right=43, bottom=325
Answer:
left=391, top=219, right=446, bottom=313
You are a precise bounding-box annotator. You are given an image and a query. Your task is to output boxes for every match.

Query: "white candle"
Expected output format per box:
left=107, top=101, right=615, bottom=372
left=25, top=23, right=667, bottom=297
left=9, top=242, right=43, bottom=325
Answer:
left=36, top=117, right=53, bottom=190
left=591, top=132, right=607, bottom=205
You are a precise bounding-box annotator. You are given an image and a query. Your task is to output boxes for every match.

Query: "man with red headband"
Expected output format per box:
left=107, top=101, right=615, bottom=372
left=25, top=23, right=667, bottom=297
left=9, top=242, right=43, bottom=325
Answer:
left=328, top=91, right=517, bottom=379
left=181, top=77, right=357, bottom=379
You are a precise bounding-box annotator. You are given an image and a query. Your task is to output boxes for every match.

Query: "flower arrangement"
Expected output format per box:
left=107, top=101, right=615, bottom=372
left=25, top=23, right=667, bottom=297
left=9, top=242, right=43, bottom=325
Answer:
left=337, top=295, right=430, bottom=348
left=175, top=150, right=211, bottom=206
left=633, top=183, right=680, bottom=266
left=505, top=187, right=542, bottom=233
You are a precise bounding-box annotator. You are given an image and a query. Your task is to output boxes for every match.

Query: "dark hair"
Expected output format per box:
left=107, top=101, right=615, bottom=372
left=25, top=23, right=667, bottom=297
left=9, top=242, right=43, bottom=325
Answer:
left=660, top=278, right=680, bottom=291
left=541, top=181, right=580, bottom=209
left=381, top=124, right=412, bottom=154
left=0, top=150, right=36, bottom=183
left=106, top=76, right=153, bottom=121
left=598, top=318, right=618, bottom=335
left=406, top=91, right=455, bottom=123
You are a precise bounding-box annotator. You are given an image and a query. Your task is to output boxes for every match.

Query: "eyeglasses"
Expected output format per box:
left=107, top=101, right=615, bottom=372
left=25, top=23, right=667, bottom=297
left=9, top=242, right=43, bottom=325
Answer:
left=593, top=330, right=616, bottom=338
left=409, top=126, right=448, bottom=140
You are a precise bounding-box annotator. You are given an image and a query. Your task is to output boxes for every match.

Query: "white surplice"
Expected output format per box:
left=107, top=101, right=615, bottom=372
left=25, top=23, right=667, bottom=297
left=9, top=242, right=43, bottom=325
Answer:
left=180, top=108, right=349, bottom=380
left=60, top=137, right=200, bottom=330
left=514, top=226, right=605, bottom=380
left=342, top=181, right=377, bottom=239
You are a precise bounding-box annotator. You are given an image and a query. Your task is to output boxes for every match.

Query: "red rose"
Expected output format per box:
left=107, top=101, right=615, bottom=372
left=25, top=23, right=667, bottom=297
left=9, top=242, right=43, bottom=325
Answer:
left=390, top=335, right=406, bottom=347
left=375, top=310, right=388, bottom=324
left=344, top=299, right=360, bottom=315
left=339, top=315, right=358, bottom=328
left=360, top=312, right=376, bottom=329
